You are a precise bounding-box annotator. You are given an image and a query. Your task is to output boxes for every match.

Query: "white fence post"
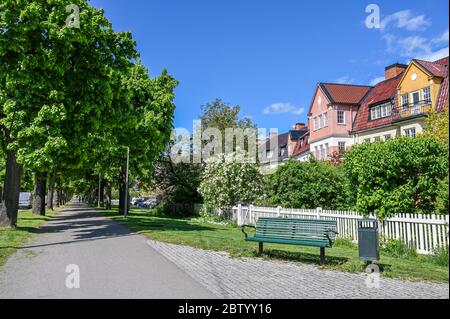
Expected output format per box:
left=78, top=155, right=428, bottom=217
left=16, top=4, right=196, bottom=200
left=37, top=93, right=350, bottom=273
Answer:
left=237, top=204, right=243, bottom=226
left=316, top=207, right=322, bottom=219
left=277, top=206, right=281, bottom=217
left=249, top=205, right=254, bottom=224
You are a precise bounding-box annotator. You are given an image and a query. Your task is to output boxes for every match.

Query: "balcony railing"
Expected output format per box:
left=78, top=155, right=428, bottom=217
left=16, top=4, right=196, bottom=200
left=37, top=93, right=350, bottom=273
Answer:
left=395, top=100, right=432, bottom=118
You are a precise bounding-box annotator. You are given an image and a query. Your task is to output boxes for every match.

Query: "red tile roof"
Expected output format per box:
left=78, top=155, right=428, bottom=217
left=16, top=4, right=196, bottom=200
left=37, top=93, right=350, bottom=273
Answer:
left=436, top=61, right=449, bottom=112
left=320, top=83, right=372, bottom=105
left=292, top=131, right=310, bottom=157
left=353, top=73, right=404, bottom=133
left=414, top=57, right=449, bottom=78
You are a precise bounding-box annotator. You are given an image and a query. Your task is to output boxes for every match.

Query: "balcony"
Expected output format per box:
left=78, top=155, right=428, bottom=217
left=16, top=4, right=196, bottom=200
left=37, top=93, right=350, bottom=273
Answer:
left=395, top=100, right=432, bottom=119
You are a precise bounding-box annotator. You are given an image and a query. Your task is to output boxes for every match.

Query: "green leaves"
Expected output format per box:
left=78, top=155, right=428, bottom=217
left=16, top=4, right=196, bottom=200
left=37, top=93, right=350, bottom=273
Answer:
left=266, top=160, right=354, bottom=210
left=344, top=136, right=448, bottom=219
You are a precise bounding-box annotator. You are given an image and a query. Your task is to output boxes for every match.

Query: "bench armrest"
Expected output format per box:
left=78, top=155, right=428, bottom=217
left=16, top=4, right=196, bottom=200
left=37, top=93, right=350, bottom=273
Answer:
left=325, top=230, right=339, bottom=247
left=241, top=225, right=256, bottom=238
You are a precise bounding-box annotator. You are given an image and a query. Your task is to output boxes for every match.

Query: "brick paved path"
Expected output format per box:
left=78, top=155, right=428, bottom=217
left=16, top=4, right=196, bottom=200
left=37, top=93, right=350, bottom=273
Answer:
left=147, top=240, right=449, bottom=299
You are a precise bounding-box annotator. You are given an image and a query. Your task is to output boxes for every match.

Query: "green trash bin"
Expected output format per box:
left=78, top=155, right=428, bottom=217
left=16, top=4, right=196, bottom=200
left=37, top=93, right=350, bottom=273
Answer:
left=358, top=219, right=380, bottom=262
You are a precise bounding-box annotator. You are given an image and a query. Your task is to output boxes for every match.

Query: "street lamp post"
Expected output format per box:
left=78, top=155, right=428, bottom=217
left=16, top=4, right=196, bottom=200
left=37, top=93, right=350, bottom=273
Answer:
left=124, top=147, right=130, bottom=217
left=97, top=174, right=101, bottom=208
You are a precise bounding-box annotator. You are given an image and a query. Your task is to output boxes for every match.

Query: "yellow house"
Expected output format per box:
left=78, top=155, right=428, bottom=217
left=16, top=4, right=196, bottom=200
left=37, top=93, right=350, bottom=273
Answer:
left=352, top=57, right=448, bottom=143
left=394, top=57, right=448, bottom=137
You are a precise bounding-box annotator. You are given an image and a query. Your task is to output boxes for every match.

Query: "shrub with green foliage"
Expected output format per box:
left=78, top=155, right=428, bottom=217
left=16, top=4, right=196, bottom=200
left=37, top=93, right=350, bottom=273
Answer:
left=344, top=136, right=448, bottom=219
left=265, top=159, right=355, bottom=209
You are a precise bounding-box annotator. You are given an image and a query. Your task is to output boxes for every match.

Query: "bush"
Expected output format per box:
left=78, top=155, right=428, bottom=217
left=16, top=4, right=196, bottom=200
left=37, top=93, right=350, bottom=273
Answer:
left=381, top=239, right=417, bottom=258
left=265, top=159, right=355, bottom=210
left=344, top=136, right=448, bottom=219
left=199, top=151, right=263, bottom=214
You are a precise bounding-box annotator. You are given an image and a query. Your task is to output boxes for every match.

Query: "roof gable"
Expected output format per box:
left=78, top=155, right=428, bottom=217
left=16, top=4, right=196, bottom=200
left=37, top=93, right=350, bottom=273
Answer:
left=308, top=85, right=332, bottom=116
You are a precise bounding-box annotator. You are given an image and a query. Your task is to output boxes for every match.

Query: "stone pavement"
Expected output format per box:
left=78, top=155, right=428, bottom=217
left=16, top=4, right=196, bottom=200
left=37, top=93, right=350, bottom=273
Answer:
left=147, top=240, right=449, bottom=299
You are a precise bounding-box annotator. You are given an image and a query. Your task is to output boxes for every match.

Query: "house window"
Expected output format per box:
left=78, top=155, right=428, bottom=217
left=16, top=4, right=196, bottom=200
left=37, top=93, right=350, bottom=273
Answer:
left=423, top=87, right=431, bottom=104
left=374, top=136, right=381, bottom=142
left=384, top=134, right=392, bottom=141
left=338, top=142, right=346, bottom=153
left=370, top=102, right=392, bottom=120
left=318, top=115, right=322, bottom=129
left=401, top=94, right=409, bottom=107
left=325, top=143, right=329, bottom=160
left=364, top=138, right=371, bottom=143
left=323, top=112, right=328, bottom=127
left=404, top=128, right=416, bottom=137
left=337, top=110, right=345, bottom=124
left=313, top=117, right=317, bottom=131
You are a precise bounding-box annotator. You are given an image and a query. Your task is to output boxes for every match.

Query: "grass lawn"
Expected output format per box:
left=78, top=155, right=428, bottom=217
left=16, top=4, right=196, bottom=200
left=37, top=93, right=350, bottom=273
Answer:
left=101, top=207, right=449, bottom=283
left=0, top=208, right=61, bottom=268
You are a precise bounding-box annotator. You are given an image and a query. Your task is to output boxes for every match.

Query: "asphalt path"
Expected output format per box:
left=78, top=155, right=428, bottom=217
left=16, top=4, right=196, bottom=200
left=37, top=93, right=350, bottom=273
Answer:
left=0, top=203, right=215, bottom=299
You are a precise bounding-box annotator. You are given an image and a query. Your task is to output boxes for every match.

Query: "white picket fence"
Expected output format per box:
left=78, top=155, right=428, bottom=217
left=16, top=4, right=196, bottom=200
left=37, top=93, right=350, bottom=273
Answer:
left=232, top=205, right=449, bottom=255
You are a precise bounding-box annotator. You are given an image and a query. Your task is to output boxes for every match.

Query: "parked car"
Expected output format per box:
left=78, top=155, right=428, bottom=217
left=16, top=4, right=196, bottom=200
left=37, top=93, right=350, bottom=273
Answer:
left=142, top=198, right=157, bottom=209
left=18, top=192, right=32, bottom=209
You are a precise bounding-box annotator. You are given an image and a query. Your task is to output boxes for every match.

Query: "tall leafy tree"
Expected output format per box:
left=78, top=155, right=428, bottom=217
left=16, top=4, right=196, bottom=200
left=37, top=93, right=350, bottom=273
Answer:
left=0, top=0, right=137, bottom=226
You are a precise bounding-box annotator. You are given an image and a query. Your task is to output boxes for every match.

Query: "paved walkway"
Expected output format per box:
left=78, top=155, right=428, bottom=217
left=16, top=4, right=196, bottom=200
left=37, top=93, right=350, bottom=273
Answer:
left=147, top=241, right=449, bottom=299
left=1, top=203, right=448, bottom=299
left=0, top=204, right=214, bottom=299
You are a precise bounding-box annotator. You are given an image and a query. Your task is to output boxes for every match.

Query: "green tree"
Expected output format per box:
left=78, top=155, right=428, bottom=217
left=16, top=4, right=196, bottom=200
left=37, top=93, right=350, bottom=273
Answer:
left=0, top=0, right=137, bottom=226
left=199, top=152, right=263, bottom=213
left=266, top=159, right=354, bottom=210
left=423, top=108, right=449, bottom=145
left=344, top=136, right=448, bottom=219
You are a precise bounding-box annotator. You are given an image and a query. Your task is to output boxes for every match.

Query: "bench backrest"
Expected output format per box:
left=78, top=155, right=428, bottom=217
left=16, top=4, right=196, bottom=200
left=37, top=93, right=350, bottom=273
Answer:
left=255, top=217, right=337, bottom=243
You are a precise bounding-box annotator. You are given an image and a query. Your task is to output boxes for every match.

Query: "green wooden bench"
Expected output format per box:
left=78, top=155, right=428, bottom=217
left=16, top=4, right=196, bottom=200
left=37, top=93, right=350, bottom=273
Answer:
left=241, top=217, right=338, bottom=265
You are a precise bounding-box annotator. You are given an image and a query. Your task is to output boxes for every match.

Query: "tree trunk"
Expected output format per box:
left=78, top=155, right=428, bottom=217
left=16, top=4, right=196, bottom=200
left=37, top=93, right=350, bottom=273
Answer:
left=32, top=172, right=47, bottom=216
left=0, top=150, right=22, bottom=227
left=100, top=179, right=105, bottom=207
left=47, top=171, right=56, bottom=210
left=57, top=188, right=62, bottom=207
left=105, top=182, right=112, bottom=210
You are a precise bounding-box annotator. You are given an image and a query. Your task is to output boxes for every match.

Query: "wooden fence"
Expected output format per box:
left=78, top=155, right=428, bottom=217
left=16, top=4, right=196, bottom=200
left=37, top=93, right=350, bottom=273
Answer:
left=232, top=205, right=449, bottom=255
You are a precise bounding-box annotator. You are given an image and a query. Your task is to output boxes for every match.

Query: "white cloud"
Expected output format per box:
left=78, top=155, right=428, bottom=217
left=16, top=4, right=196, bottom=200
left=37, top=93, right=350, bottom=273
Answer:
left=370, top=76, right=385, bottom=86
left=380, top=10, right=431, bottom=31
left=335, top=76, right=355, bottom=84
left=263, top=103, right=305, bottom=115
left=416, top=47, right=449, bottom=62
left=382, top=29, right=449, bottom=62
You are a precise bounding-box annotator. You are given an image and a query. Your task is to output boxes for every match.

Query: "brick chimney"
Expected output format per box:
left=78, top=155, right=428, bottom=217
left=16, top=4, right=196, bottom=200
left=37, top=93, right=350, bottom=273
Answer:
left=293, top=123, right=306, bottom=131
left=385, top=63, right=407, bottom=80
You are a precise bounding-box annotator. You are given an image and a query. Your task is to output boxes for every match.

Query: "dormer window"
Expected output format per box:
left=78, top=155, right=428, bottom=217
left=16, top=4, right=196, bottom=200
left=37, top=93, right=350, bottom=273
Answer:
left=370, top=102, right=392, bottom=120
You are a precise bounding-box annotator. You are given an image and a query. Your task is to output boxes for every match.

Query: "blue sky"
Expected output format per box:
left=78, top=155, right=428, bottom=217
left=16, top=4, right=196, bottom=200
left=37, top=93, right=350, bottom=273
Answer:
left=90, top=0, right=449, bottom=134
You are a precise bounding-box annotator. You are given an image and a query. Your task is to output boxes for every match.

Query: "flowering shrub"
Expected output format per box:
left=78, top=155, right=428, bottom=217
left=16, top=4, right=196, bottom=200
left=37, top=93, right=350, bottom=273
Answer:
left=198, top=151, right=263, bottom=214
